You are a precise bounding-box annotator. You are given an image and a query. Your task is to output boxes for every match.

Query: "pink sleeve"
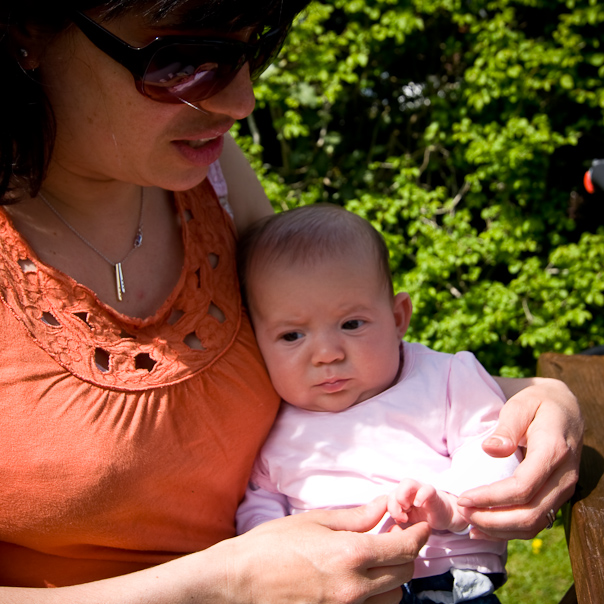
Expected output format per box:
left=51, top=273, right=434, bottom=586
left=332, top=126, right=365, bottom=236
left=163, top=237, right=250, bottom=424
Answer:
left=445, top=351, right=504, bottom=449
left=235, top=448, right=292, bottom=534
left=206, top=161, right=233, bottom=218
left=236, top=484, right=290, bottom=534
left=437, top=352, right=520, bottom=495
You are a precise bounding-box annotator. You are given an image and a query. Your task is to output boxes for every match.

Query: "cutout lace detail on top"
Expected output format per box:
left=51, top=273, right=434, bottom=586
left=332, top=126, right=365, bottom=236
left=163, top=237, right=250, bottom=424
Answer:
left=0, top=181, right=241, bottom=391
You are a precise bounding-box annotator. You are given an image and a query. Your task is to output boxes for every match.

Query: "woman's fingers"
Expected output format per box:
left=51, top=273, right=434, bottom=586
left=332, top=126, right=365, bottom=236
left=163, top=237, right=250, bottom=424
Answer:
left=455, top=378, right=583, bottom=540
left=362, top=521, right=431, bottom=568
left=480, top=403, right=533, bottom=457
left=234, top=504, right=430, bottom=604
left=486, top=377, right=582, bottom=464
left=320, top=495, right=392, bottom=532
left=358, top=523, right=430, bottom=601
left=460, top=460, right=575, bottom=540
left=460, top=431, right=577, bottom=508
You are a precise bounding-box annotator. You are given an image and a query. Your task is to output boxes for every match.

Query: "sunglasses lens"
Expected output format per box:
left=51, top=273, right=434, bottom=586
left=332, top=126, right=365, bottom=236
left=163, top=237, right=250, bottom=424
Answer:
left=141, top=43, right=245, bottom=103
left=139, top=27, right=289, bottom=103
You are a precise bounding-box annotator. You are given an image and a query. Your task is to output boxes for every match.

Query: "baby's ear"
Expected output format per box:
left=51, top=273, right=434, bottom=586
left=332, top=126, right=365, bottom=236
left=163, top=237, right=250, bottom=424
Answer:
left=393, top=292, right=412, bottom=338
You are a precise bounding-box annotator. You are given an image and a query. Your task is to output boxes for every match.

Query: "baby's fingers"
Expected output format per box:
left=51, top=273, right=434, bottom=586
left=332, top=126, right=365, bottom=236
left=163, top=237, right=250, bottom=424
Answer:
left=388, top=479, right=423, bottom=523
left=393, top=479, right=422, bottom=508
left=386, top=493, right=408, bottom=524
left=413, top=484, right=438, bottom=508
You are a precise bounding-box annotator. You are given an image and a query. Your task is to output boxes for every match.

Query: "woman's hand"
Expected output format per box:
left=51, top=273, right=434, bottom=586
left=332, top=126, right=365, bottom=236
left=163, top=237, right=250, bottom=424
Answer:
left=13, top=498, right=428, bottom=604
left=457, top=377, right=583, bottom=540
left=229, top=497, right=430, bottom=604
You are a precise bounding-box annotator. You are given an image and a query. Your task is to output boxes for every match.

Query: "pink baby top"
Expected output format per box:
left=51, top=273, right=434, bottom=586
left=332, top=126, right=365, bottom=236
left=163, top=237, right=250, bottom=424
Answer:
left=0, top=179, right=280, bottom=588
left=237, top=341, right=520, bottom=579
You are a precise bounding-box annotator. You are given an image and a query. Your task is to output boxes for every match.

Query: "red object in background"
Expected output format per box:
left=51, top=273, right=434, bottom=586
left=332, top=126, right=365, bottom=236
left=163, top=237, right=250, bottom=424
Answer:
left=584, top=170, right=595, bottom=194
left=584, top=159, right=604, bottom=194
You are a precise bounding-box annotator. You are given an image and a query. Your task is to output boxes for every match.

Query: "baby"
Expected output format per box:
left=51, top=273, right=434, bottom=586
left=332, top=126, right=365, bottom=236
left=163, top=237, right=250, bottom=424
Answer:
left=236, top=204, right=521, bottom=604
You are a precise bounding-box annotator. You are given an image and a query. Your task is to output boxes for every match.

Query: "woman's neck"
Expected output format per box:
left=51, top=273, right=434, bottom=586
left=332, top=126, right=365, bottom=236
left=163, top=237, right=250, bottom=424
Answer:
left=5, top=183, right=185, bottom=318
left=40, top=170, right=144, bottom=226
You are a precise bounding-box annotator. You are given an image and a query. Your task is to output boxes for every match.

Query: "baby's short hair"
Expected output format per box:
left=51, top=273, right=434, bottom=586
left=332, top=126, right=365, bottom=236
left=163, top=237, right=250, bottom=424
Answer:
left=238, top=204, right=393, bottom=304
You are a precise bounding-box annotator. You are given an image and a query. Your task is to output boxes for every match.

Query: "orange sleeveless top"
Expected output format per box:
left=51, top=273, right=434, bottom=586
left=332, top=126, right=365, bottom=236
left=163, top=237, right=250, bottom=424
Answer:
left=0, top=181, right=280, bottom=588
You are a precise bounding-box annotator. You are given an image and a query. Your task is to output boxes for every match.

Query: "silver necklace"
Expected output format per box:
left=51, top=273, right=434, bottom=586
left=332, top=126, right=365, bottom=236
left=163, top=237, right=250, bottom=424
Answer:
left=38, top=189, right=144, bottom=302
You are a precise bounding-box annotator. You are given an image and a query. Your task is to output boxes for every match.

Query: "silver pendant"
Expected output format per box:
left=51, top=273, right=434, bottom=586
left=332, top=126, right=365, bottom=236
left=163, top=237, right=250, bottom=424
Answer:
left=115, top=263, right=126, bottom=301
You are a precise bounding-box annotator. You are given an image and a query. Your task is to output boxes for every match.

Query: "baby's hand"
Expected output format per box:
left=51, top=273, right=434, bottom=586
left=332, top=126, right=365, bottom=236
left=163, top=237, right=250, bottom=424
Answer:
left=388, top=479, right=468, bottom=532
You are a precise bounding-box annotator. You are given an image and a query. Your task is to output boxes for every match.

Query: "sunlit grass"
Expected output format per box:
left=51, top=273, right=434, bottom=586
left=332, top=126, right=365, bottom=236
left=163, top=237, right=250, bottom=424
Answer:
left=498, top=517, right=573, bottom=604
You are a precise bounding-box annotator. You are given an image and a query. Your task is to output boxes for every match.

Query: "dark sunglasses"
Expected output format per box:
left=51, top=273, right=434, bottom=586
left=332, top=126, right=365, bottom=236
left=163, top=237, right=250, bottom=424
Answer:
left=71, top=11, right=290, bottom=104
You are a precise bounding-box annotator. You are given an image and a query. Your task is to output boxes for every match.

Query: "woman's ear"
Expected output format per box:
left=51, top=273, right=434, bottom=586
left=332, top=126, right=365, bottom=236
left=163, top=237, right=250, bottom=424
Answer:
left=8, top=21, right=50, bottom=71
left=392, top=292, right=413, bottom=339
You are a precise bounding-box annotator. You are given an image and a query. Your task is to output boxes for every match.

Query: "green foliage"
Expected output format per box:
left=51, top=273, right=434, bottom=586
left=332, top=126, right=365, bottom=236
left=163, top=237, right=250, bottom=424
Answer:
left=235, top=0, right=604, bottom=375
left=499, top=519, right=573, bottom=603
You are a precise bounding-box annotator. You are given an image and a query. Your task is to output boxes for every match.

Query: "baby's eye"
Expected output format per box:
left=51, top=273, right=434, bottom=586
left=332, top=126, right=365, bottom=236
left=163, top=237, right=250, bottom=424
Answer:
left=281, top=332, right=303, bottom=342
left=342, top=319, right=364, bottom=330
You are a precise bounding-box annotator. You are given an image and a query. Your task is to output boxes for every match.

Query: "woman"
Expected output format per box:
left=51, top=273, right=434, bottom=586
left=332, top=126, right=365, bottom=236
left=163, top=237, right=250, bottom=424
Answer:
left=0, top=0, right=582, bottom=601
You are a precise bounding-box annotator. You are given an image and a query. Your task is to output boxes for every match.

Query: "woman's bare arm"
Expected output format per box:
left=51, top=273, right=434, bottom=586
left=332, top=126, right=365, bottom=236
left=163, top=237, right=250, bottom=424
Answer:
left=1, top=500, right=429, bottom=604
left=219, top=134, right=274, bottom=235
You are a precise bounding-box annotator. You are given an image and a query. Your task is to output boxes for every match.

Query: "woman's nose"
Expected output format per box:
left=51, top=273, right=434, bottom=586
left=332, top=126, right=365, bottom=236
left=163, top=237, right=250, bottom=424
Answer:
left=198, top=63, right=256, bottom=119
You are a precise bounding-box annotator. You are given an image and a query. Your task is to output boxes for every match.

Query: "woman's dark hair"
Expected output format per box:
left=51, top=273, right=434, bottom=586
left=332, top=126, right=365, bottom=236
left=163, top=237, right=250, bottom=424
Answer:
left=0, top=0, right=310, bottom=202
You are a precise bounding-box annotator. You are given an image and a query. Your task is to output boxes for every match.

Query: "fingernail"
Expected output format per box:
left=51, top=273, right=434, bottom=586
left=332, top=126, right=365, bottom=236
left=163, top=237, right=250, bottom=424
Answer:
left=457, top=497, right=471, bottom=506
left=483, top=436, right=505, bottom=448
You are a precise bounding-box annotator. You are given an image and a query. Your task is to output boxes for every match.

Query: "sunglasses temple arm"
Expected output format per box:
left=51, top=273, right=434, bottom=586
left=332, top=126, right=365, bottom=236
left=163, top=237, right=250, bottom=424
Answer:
left=176, top=96, right=209, bottom=113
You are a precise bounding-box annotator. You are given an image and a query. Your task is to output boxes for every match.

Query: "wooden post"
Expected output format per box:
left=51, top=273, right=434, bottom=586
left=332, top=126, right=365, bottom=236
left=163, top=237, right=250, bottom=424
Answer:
left=537, top=353, right=604, bottom=604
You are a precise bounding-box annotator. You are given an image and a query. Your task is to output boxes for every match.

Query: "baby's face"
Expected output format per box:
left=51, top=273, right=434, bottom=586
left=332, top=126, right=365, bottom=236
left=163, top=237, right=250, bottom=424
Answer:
left=248, top=255, right=410, bottom=412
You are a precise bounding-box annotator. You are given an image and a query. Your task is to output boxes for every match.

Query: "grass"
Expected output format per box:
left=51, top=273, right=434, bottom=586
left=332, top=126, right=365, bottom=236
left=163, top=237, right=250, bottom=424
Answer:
left=497, top=516, right=573, bottom=604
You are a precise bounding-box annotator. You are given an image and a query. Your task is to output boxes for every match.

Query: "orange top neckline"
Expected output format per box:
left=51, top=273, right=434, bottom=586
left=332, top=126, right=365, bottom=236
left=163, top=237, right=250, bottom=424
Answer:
left=0, top=180, right=241, bottom=390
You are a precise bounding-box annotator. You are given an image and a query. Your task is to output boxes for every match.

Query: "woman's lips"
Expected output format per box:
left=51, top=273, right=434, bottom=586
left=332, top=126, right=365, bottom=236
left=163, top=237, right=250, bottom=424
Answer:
left=172, top=134, right=224, bottom=166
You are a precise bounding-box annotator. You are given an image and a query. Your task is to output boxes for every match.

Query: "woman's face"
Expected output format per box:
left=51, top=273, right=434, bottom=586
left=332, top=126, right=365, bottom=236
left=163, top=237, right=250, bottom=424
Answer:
left=38, top=9, right=256, bottom=191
